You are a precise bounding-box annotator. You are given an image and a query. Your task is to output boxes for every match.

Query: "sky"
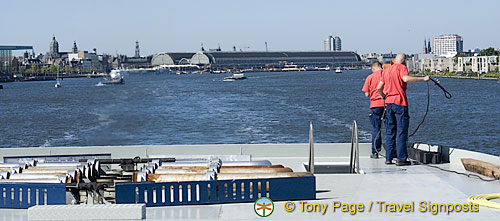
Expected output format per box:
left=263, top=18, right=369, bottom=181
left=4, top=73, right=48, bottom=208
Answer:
left=1, top=0, right=499, bottom=56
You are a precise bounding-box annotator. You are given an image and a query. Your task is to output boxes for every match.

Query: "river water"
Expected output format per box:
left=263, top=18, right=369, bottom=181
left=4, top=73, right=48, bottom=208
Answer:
left=0, top=70, right=498, bottom=156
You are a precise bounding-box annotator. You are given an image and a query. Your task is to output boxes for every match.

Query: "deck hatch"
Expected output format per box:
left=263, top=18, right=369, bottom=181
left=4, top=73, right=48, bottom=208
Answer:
left=115, top=176, right=316, bottom=206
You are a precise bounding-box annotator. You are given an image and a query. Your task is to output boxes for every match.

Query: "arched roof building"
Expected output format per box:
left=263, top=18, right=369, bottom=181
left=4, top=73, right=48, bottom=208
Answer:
left=151, top=53, right=174, bottom=66
left=150, top=51, right=362, bottom=69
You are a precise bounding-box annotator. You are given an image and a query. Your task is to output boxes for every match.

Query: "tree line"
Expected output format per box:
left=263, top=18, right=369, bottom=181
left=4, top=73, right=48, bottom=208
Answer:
left=19, top=64, right=98, bottom=75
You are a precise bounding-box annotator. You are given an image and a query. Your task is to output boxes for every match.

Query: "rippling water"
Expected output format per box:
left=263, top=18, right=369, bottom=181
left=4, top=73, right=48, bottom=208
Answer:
left=0, top=70, right=498, bottom=156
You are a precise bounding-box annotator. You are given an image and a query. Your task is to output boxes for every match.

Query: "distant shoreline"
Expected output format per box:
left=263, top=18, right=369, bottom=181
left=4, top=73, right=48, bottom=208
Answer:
left=412, top=74, right=499, bottom=81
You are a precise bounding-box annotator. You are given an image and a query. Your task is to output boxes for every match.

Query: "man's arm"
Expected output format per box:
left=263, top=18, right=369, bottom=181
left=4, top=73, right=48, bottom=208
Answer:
left=376, top=81, right=386, bottom=100
left=402, top=75, right=430, bottom=83
left=362, top=78, right=370, bottom=98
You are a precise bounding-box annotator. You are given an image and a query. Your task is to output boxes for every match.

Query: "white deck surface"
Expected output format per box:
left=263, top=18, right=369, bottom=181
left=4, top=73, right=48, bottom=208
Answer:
left=1, top=143, right=499, bottom=220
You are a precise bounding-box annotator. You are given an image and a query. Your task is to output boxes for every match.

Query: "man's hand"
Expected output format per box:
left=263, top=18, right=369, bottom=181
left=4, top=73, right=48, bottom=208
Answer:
left=423, top=76, right=430, bottom=82
left=376, top=81, right=385, bottom=100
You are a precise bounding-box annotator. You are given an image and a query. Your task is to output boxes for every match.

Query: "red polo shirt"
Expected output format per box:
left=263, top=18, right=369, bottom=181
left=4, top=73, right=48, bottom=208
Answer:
left=381, top=63, right=408, bottom=106
left=362, top=70, right=385, bottom=108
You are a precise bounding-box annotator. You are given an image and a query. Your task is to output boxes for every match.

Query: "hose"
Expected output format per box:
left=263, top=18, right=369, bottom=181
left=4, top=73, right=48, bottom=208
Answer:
left=408, top=81, right=430, bottom=138
left=430, top=77, right=452, bottom=99
left=468, top=193, right=500, bottom=209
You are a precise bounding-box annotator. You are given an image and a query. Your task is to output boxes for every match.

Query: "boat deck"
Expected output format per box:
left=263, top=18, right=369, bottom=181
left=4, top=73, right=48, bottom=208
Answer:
left=1, top=143, right=499, bottom=220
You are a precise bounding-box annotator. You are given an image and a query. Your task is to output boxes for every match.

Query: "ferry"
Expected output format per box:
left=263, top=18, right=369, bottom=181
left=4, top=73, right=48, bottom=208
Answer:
left=0, top=122, right=498, bottom=220
left=222, top=73, right=247, bottom=81
left=99, top=70, right=124, bottom=85
left=335, top=67, right=342, bottom=73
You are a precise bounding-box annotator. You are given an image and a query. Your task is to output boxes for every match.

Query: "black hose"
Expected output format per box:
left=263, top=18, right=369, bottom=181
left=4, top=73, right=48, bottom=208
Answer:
left=408, top=82, right=430, bottom=138
left=430, top=78, right=452, bottom=99
left=409, top=77, right=452, bottom=138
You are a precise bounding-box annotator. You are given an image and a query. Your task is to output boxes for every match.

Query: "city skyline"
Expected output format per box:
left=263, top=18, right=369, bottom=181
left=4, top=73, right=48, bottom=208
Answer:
left=1, top=0, right=499, bottom=56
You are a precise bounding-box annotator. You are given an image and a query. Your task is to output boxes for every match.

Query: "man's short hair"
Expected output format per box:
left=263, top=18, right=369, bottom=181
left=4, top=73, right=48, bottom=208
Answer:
left=371, top=61, right=382, bottom=69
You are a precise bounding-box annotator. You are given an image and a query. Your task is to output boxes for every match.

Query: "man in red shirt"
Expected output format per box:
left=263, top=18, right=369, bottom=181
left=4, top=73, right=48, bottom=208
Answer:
left=362, top=61, right=385, bottom=159
left=377, top=54, right=429, bottom=166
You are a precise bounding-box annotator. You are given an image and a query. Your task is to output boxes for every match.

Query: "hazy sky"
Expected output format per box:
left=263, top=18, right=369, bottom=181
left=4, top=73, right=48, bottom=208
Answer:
left=2, top=0, right=499, bottom=56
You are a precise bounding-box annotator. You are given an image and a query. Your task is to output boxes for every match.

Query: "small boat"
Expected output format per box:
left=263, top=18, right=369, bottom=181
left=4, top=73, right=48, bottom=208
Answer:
left=100, top=70, right=124, bottom=85
left=335, top=67, right=342, bottom=73
left=223, top=73, right=247, bottom=82
left=317, top=66, right=331, bottom=71
left=54, top=72, right=61, bottom=88
left=102, top=77, right=124, bottom=85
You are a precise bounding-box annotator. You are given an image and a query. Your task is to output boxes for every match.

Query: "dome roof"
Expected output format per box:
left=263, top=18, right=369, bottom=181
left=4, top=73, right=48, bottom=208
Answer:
left=50, top=36, right=59, bottom=48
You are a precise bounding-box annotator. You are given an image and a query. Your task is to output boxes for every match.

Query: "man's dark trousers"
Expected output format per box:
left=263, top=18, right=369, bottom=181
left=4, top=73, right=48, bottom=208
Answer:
left=384, top=104, right=409, bottom=162
left=369, top=107, right=384, bottom=154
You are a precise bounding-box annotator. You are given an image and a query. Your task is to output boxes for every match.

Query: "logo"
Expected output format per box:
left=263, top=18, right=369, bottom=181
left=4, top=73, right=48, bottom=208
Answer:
left=254, top=197, right=274, bottom=217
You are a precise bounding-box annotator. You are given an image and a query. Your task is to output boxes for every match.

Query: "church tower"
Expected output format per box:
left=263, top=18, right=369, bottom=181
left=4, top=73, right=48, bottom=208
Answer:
left=424, top=39, right=427, bottom=54
left=135, top=40, right=140, bottom=57
left=72, top=41, right=78, bottom=53
left=427, top=38, right=432, bottom=54
left=50, top=35, right=59, bottom=58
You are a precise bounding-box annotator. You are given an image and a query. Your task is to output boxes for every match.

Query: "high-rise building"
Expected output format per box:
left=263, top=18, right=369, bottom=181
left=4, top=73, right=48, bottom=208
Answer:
left=334, top=36, right=341, bottom=51
left=433, top=34, right=463, bottom=57
left=324, top=36, right=342, bottom=51
left=324, top=36, right=334, bottom=51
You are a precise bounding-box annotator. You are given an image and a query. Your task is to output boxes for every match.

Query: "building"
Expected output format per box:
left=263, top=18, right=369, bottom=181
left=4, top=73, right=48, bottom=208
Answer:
left=421, top=57, right=455, bottom=73
left=457, top=55, right=498, bottom=73
left=433, top=34, right=463, bottom=57
left=49, top=35, right=59, bottom=58
left=334, top=36, right=342, bottom=51
left=324, top=36, right=334, bottom=51
left=423, top=39, right=432, bottom=54
left=324, top=36, right=342, bottom=52
left=0, top=45, right=33, bottom=75
left=151, top=51, right=362, bottom=70
left=68, top=50, right=100, bottom=70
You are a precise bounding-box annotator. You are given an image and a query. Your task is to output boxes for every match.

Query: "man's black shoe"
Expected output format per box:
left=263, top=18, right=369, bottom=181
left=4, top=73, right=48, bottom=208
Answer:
left=396, top=160, right=412, bottom=166
left=370, top=153, right=379, bottom=159
left=385, top=160, right=394, bottom=165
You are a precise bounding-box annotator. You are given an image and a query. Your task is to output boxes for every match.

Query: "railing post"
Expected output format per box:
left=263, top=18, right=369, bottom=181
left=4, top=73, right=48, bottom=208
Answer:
left=350, top=120, right=360, bottom=174
left=354, top=121, right=360, bottom=174
left=308, top=122, right=314, bottom=174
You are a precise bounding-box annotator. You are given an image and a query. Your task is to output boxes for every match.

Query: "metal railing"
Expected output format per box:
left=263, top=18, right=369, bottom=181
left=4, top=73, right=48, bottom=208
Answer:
left=308, top=122, right=314, bottom=174
left=349, top=120, right=360, bottom=174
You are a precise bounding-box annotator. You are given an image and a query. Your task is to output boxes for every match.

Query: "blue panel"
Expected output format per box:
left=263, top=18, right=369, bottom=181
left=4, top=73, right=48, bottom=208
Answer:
left=116, top=176, right=316, bottom=207
left=269, top=176, right=316, bottom=201
left=0, top=183, right=66, bottom=209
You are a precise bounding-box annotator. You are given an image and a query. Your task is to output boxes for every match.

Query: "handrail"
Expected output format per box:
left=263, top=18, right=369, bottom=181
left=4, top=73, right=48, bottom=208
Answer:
left=308, top=122, right=314, bottom=174
left=349, top=120, right=360, bottom=174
